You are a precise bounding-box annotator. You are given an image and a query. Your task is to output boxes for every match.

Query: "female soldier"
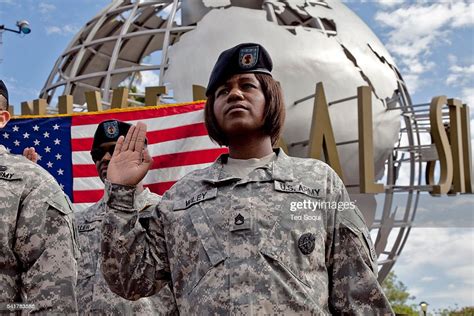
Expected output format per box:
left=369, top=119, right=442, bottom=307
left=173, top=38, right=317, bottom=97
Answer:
left=101, top=43, right=393, bottom=315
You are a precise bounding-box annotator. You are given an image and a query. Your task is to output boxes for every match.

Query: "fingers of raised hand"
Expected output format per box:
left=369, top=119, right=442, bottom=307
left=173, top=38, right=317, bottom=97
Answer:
left=142, top=148, right=153, bottom=168
left=134, top=122, right=147, bottom=153
left=31, top=150, right=38, bottom=163
left=122, top=125, right=135, bottom=152
left=128, top=123, right=140, bottom=152
left=23, top=147, right=38, bottom=163
left=113, top=136, right=125, bottom=157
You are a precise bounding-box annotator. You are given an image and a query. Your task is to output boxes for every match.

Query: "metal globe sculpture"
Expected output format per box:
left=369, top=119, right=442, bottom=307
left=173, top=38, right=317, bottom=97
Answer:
left=41, top=0, right=421, bottom=281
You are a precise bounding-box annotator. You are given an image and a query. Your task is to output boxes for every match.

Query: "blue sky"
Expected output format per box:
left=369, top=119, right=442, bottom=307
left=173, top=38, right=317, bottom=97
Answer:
left=1, top=0, right=473, bottom=313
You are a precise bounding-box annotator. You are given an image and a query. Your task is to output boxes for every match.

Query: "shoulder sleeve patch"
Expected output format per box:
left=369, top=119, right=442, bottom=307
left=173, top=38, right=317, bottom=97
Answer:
left=339, top=208, right=378, bottom=264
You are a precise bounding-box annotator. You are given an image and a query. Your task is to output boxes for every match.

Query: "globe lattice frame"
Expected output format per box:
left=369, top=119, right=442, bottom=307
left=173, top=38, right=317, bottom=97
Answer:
left=40, top=0, right=432, bottom=282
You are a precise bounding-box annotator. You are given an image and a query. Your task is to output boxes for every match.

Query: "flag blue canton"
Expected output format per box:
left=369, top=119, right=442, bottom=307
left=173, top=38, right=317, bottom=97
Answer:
left=1, top=117, right=73, bottom=200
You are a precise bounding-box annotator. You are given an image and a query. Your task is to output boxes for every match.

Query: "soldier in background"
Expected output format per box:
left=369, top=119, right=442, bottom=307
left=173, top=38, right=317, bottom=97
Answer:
left=75, top=119, right=177, bottom=315
left=0, top=80, right=79, bottom=313
left=100, top=44, right=393, bottom=314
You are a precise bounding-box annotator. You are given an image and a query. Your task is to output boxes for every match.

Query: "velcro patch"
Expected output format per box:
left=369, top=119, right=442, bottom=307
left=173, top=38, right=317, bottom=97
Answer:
left=78, top=224, right=95, bottom=232
left=174, top=188, right=218, bottom=211
left=274, top=181, right=322, bottom=198
left=0, top=171, right=21, bottom=181
left=230, top=209, right=252, bottom=232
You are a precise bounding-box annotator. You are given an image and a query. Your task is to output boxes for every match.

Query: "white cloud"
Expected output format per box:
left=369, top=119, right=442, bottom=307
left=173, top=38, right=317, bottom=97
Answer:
left=375, top=1, right=474, bottom=93
left=136, top=71, right=161, bottom=92
left=45, top=26, right=61, bottom=35
left=447, top=54, right=458, bottom=64
left=446, top=64, right=474, bottom=87
left=403, top=74, right=421, bottom=94
left=396, top=228, right=473, bottom=271
left=376, top=0, right=404, bottom=8
left=394, top=227, right=474, bottom=309
left=45, top=24, right=79, bottom=36
left=1, top=77, right=39, bottom=108
left=446, top=265, right=474, bottom=285
left=421, top=276, right=436, bottom=282
left=461, top=87, right=474, bottom=108
left=38, top=2, right=56, bottom=14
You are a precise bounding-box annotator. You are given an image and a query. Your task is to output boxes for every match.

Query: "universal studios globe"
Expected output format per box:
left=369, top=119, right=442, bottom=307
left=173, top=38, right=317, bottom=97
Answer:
left=41, top=0, right=421, bottom=281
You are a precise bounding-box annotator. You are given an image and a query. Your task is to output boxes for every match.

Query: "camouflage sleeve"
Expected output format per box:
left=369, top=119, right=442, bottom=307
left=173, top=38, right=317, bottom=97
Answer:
left=15, top=179, right=79, bottom=314
left=327, top=177, right=393, bottom=315
left=101, top=181, right=171, bottom=301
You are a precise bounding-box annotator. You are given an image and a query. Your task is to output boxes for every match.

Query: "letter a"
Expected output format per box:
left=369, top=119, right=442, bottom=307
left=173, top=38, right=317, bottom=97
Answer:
left=308, top=82, right=344, bottom=181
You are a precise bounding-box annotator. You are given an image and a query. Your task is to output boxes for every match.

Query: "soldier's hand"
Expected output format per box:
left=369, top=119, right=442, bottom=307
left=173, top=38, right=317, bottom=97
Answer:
left=107, top=122, right=152, bottom=186
left=23, top=147, right=38, bottom=163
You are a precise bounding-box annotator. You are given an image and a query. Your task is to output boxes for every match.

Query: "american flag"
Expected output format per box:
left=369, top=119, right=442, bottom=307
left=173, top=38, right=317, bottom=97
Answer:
left=2, top=102, right=227, bottom=210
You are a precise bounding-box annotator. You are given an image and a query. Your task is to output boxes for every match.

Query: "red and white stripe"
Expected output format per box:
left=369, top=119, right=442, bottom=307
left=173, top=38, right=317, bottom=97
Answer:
left=71, top=102, right=227, bottom=211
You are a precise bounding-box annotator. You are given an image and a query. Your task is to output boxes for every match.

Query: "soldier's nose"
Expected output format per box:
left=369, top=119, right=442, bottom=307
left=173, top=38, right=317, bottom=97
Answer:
left=228, top=87, right=244, bottom=100
left=103, top=152, right=113, bottom=160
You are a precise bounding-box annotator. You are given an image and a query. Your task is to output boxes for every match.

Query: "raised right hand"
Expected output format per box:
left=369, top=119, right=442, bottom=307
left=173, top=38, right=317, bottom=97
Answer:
left=106, top=122, right=152, bottom=186
left=23, top=147, right=38, bottom=163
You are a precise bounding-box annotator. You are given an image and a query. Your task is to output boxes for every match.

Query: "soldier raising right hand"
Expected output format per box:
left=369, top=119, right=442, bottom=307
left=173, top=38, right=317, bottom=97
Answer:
left=102, top=43, right=393, bottom=315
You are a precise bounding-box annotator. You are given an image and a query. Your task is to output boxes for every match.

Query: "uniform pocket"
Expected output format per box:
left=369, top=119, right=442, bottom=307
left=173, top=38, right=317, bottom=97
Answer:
left=260, top=244, right=312, bottom=289
left=168, top=192, right=226, bottom=299
left=186, top=246, right=216, bottom=295
left=76, top=228, right=98, bottom=279
left=260, top=232, right=313, bottom=289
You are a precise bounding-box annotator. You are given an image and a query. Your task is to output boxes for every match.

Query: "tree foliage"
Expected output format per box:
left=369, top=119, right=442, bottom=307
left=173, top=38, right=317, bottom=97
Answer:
left=382, top=271, right=473, bottom=315
left=436, top=306, right=474, bottom=316
left=382, top=271, right=418, bottom=315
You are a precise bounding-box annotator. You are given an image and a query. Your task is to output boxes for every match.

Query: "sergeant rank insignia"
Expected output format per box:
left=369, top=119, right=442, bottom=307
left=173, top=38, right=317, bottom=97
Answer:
left=234, top=213, right=245, bottom=226
left=298, top=233, right=316, bottom=255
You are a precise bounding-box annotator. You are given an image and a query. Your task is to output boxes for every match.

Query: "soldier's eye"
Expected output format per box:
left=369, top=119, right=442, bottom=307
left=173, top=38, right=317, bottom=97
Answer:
left=216, top=88, right=229, bottom=97
left=242, top=83, right=256, bottom=89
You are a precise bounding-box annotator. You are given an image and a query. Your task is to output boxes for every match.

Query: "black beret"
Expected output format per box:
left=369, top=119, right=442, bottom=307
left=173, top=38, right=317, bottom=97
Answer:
left=0, top=80, right=8, bottom=105
left=91, top=119, right=132, bottom=151
left=91, top=120, right=150, bottom=162
left=205, top=43, right=273, bottom=96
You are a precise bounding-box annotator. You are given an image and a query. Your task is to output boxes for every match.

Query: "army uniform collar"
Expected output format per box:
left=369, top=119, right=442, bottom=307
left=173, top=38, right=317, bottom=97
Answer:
left=134, top=187, right=158, bottom=211
left=202, top=148, right=294, bottom=185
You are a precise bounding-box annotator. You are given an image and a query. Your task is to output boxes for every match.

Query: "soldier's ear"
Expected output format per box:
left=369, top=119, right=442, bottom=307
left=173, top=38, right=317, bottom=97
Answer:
left=0, top=110, right=11, bottom=128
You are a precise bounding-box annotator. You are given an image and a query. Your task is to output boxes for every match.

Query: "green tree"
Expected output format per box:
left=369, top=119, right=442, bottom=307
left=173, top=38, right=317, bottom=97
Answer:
left=436, top=306, right=474, bottom=316
left=382, top=271, right=418, bottom=315
left=130, top=86, right=145, bottom=104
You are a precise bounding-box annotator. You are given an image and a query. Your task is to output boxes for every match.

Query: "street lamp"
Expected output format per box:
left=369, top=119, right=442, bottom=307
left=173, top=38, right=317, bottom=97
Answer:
left=419, top=301, right=429, bottom=316
left=0, top=20, right=31, bottom=34
left=0, top=19, right=31, bottom=64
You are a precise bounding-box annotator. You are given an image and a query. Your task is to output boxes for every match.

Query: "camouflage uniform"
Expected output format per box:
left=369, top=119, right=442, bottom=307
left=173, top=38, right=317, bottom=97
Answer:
left=0, top=145, right=78, bottom=314
left=75, top=188, right=177, bottom=315
left=101, top=149, right=393, bottom=315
